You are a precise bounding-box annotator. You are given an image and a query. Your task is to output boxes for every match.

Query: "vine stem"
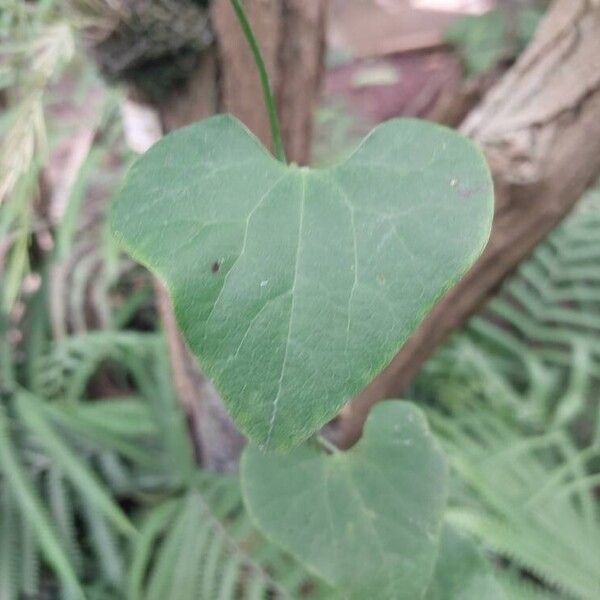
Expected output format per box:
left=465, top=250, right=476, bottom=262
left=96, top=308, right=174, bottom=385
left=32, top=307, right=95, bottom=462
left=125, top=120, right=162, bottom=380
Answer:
left=228, top=0, right=287, bottom=163
left=315, top=434, right=341, bottom=455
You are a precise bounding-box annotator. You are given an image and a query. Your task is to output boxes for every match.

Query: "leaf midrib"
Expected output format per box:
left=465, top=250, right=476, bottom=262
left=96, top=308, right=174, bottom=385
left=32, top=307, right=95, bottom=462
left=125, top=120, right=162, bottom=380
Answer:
left=266, top=170, right=307, bottom=448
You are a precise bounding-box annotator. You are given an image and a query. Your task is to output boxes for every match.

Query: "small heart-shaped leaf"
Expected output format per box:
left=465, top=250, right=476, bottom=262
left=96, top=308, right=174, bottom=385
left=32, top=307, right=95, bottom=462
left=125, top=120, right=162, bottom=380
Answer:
left=241, top=401, right=448, bottom=599
left=111, top=115, right=493, bottom=449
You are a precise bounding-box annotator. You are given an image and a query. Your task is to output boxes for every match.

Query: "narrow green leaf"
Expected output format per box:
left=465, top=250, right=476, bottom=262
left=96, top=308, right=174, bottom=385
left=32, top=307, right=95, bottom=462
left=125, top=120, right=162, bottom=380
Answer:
left=111, top=115, right=493, bottom=449
left=201, top=535, right=225, bottom=599
left=0, top=407, right=84, bottom=598
left=46, top=466, right=82, bottom=572
left=81, top=503, right=124, bottom=586
left=241, top=401, right=448, bottom=599
left=128, top=499, right=181, bottom=600
left=128, top=349, right=196, bottom=483
left=42, top=400, right=157, bottom=467
left=168, top=496, right=211, bottom=600
left=0, top=486, right=18, bottom=600
left=19, top=514, right=40, bottom=598
left=146, top=501, right=192, bottom=600
left=217, top=556, right=241, bottom=600
left=15, top=392, right=136, bottom=538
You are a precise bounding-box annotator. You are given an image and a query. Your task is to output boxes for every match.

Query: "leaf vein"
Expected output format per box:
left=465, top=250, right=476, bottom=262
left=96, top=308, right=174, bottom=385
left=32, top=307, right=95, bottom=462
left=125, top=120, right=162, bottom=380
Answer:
left=265, top=172, right=306, bottom=448
left=202, top=172, right=290, bottom=333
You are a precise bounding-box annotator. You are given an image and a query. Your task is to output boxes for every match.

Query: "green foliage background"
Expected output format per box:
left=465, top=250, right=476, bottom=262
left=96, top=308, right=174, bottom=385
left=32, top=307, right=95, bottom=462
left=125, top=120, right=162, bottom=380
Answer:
left=1, top=2, right=599, bottom=599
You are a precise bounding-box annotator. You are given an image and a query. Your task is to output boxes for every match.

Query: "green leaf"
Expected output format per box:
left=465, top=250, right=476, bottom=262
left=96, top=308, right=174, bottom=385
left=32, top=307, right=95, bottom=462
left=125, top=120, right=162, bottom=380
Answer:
left=16, top=392, right=136, bottom=538
left=129, top=499, right=180, bottom=600
left=240, top=401, right=448, bottom=599
left=0, top=486, right=18, bottom=600
left=111, top=115, right=493, bottom=449
left=0, top=407, right=84, bottom=598
left=425, top=525, right=506, bottom=599
left=446, top=10, right=507, bottom=76
left=42, top=399, right=158, bottom=467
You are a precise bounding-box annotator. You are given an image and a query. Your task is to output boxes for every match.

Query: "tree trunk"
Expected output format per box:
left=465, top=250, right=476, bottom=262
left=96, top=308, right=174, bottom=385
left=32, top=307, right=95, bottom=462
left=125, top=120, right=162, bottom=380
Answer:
left=150, top=0, right=328, bottom=470
left=331, top=0, right=600, bottom=448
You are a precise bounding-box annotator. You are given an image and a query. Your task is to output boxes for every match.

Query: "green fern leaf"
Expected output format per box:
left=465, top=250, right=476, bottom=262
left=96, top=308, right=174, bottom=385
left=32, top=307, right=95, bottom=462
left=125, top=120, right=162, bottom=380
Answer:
left=0, top=406, right=84, bottom=598
left=15, top=392, right=136, bottom=538
left=0, top=487, right=18, bottom=600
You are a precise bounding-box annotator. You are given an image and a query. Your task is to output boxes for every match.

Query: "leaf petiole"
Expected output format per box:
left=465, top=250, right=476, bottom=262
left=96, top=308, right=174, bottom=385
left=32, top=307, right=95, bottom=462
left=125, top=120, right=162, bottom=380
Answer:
left=315, top=434, right=341, bottom=455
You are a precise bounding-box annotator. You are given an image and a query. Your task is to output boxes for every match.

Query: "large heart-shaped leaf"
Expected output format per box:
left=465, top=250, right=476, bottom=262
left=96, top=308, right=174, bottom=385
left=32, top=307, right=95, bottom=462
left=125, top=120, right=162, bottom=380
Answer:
left=111, top=115, right=493, bottom=449
left=240, top=401, right=448, bottom=599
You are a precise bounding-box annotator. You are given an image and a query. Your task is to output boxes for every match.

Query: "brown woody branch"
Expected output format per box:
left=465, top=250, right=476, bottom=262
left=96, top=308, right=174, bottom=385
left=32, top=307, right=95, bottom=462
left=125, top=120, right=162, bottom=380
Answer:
left=330, top=0, right=600, bottom=448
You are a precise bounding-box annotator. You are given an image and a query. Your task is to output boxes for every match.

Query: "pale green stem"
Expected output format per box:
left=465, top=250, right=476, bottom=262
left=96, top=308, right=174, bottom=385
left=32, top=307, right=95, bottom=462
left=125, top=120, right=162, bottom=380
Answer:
left=316, top=434, right=341, bottom=455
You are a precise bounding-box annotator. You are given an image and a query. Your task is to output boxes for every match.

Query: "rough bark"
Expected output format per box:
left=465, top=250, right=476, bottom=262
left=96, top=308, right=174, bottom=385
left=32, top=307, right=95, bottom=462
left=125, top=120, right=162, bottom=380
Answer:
left=331, top=0, right=600, bottom=448
left=154, top=280, right=245, bottom=472
left=276, top=0, right=328, bottom=163
left=152, top=0, right=328, bottom=469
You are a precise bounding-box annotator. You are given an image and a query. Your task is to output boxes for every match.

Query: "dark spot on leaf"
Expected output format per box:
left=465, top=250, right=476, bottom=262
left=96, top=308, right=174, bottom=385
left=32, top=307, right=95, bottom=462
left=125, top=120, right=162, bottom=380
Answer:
left=212, top=261, right=220, bottom=274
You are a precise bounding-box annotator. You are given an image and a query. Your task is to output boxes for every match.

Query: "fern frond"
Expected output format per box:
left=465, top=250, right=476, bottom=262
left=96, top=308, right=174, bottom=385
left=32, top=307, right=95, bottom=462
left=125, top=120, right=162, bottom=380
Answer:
left=42, top=397, right=160, bottom=468
left=96, top=451, right=141, bottom=496
left=133, top=475, right=329, bottom=600
left=126, top=342, right=197, bottom=484
left=496, top=570, right=564, bottom=600
left=32, top=330, right=160, bottom=400
left=421, top=187, right=600, bottom=435
left=416, top=186, right=600, bottom=599
left=0, top=485, right=18, bottom=600
left=428, top=402, right=600, bottom=600
left=128, top=498, right=181, bottom=600
left=0, top=405, right=84, bottom=598
left=81, top=501, right=125, bottom=588
left=16, top=391, right=136, bottom=538
left=143, top=490, right=289, bottom=600
left=46, top=465, right=83, bottom=572
left=34, top=329, right=194, bottom=481
left=19, top=511, right=40, bottom=598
